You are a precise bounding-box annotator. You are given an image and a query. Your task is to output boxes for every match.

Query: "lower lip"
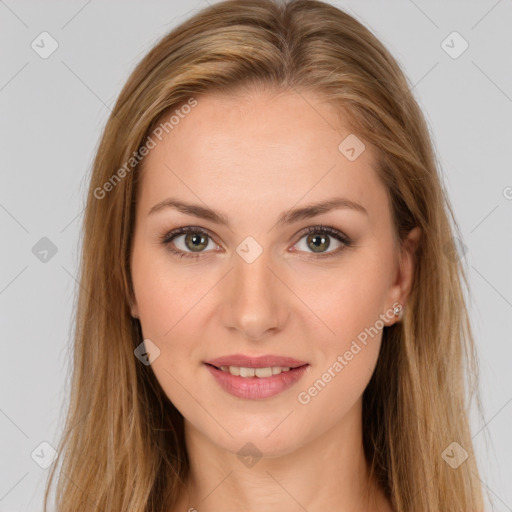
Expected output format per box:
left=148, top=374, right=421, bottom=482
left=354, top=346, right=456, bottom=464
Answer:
left=205, top=363, right=310, bottom=399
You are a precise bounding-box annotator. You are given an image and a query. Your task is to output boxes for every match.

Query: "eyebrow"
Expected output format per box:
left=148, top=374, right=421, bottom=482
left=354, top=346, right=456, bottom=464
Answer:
left=147, top=196, right=368, bottom=228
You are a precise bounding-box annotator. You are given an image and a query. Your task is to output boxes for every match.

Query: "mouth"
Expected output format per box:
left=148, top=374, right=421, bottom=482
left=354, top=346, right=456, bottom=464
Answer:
left=205, top=362, right=308, bottom=378
left=204, top=361, right=311, bottom=399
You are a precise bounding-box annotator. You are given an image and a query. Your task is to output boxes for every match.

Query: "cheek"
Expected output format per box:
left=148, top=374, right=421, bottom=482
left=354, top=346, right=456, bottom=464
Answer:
left=297, top=281, right=385, bottom=417
left=131, top=249, right=205, bottom=404
left=131, top=245, right=203, bottom=338
left=296, top=340, right=381, bottom=425
left=299, top=257, right=390, bottom=342
left=294, top=261, right=388, bottom=407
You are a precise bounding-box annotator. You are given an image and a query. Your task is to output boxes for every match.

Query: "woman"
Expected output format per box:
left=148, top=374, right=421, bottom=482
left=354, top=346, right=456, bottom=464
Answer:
left=44, top=0, right=486, bottom=510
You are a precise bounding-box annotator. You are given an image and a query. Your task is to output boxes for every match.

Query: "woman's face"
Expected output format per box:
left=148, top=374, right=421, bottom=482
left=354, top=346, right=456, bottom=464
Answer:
left=130, top=88, right=419, bottom=457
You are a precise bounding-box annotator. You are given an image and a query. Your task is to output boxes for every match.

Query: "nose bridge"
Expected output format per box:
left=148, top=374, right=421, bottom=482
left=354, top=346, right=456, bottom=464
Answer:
left=222, top=242, right=286, bottom=338
left=235, top=248, right=273, bottom=299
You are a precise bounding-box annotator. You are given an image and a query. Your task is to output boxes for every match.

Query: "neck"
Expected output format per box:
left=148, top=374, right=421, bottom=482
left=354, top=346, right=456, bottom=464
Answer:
left=172, top=398, right=392, bottom=512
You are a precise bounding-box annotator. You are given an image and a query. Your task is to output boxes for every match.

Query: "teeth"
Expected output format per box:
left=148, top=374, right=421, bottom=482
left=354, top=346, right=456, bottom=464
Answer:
left=240, top=367, right=255, bottom=377
left=255, top=367, right=272, bottom=378
left=218, top=365, right=293, bottom=378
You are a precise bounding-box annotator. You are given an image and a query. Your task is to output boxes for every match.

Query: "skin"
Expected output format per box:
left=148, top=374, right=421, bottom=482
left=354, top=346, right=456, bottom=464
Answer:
left=129, top=87, right=421, bottom=512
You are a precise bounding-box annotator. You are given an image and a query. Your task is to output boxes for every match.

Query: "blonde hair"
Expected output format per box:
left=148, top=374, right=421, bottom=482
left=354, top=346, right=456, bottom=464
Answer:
left=44, top=1, right=487, bottom=510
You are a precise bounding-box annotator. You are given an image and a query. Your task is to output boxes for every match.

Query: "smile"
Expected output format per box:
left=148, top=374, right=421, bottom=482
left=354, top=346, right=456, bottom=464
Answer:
left=204, top=363, right=310, bottom=399
left=217, top=365, right=294, bottom=377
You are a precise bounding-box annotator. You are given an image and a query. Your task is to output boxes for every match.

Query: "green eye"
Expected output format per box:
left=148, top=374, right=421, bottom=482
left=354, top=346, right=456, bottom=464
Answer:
left=182, top=232, right=210, bottom=252
left=161, top=224, right=352, bottom=260
left=293, top=225, right=352, bottom=258
left=161, top=227, right=216, bottom=259
left=305, top=232, right=331, bottom=252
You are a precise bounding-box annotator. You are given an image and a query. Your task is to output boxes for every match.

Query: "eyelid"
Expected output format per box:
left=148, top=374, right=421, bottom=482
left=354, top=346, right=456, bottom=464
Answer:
left=289, top=225, right=352, bottom=259
left=160, top=225, right=222, bottom=254
left=160, top=224, right=353, bottom=259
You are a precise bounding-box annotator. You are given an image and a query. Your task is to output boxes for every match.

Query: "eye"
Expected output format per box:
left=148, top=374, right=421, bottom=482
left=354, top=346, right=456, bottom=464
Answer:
left=292, top=224, right=353, bottom=259
left=160, top=226, right=218, bottom=259
left=160, top=224, right=353, bottom=260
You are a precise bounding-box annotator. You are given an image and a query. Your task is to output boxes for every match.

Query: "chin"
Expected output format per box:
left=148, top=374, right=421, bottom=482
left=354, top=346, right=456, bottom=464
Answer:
left=201, top=416, right=311, bottom=460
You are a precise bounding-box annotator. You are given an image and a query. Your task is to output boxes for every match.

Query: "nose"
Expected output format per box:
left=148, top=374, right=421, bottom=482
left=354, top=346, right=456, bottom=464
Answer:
left=220, top=247, right=289, bottom=341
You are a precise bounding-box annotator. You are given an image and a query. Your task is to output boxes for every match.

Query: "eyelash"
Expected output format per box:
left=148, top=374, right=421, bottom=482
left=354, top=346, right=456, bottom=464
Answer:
left=160, top=224, right=353, bottom=261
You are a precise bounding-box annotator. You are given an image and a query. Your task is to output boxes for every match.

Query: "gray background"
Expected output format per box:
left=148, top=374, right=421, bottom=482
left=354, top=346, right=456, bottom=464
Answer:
left=1, top=0, right=511, bottom=510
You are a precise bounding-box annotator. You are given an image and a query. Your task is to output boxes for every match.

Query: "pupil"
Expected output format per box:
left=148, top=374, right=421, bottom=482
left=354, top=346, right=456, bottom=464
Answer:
left=309, top=234, right=329, bottom=252
left=187, top=233, right=207, bottom=251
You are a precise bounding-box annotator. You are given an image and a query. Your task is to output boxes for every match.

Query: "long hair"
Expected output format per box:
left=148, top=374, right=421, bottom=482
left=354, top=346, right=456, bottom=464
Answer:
left=44, top=1, right=487, bottom=510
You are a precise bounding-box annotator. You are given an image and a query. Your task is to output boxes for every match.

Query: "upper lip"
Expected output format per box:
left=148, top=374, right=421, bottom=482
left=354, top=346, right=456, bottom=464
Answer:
left=205, top=354, right=308, bottom=369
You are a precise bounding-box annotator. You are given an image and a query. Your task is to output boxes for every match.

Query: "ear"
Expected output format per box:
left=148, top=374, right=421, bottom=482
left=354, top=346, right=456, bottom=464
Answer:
left=129, top=294, right=140, bottom=319
left=384, top=226, right=421, bottom=326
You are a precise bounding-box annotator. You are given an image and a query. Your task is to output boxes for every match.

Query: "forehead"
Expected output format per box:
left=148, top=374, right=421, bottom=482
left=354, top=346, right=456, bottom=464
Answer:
left=137, top=89, right=389, bottom=225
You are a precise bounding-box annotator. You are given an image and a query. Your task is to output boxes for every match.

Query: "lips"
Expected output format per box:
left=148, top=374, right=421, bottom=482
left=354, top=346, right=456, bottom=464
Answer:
left=205, top=353, right=308, bottom=369
left=205, top=361, right=310, bottom=399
